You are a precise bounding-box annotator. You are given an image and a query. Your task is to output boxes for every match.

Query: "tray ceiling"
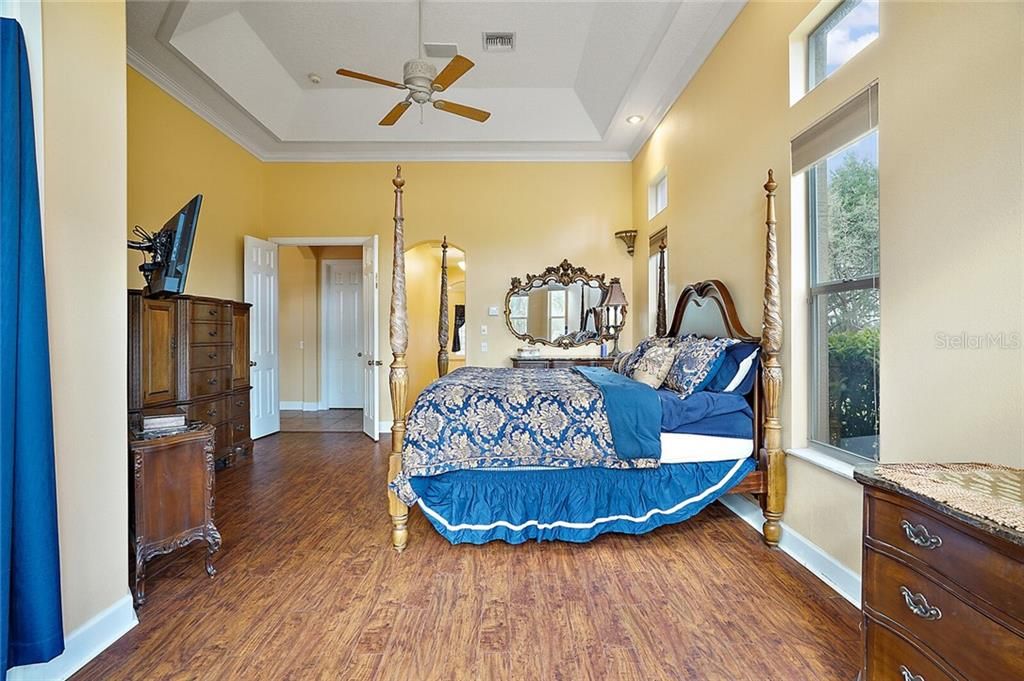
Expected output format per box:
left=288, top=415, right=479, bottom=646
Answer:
left=127, top=1, right=744, bottom=161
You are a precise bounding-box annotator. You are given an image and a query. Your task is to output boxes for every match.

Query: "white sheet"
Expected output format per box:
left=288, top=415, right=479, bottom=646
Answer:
left=659, top=432, right=753, bottom=464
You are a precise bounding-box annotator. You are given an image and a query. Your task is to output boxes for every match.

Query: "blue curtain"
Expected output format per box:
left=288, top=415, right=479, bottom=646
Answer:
left=1, top=18, right=65, bottom=674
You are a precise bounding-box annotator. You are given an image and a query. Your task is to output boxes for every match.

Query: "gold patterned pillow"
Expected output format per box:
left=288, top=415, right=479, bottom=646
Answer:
left=629, top=342, right=681, bottom=388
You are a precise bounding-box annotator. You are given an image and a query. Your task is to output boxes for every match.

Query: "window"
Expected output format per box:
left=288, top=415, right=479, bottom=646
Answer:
left=648, top=170, right=668, bottom=220
left=794, top=83, right=879, bottom=459
left=509, top=294, right=528, bottom=335
left=648, top=229, right=668, bottom=335
left=548, top=289, right=567, bottom=339
left=807, top=0, right=879, bottom=89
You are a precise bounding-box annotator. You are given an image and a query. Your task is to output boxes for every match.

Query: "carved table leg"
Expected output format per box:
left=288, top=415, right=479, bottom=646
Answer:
left=205, top=523, right=222, bottom=577
left=134, top=554, right=147, bottom=606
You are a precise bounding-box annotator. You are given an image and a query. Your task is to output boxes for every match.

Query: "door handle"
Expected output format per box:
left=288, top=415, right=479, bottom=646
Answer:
left=249, top=360, right=257, bottom=367
left=374, top=360, right=383, bottom=367
left=357, top=352, right=363, bottom=357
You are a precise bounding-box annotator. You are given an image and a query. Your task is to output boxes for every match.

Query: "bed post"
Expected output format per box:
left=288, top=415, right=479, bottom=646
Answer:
left=655, top=238, right=668, bottom=337
left=388, top=166, right=410, bottom=552
left=760, top=169, right=786, bottom=547
left=438, top=236, right=450, bottom=378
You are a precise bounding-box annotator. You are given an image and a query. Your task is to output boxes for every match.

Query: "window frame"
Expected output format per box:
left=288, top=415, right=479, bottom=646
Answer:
left=806, top=0, right=878, bottom=91
left=647, top=170, right=668, bottom=220
left=805, top=134, right=881, bottom=461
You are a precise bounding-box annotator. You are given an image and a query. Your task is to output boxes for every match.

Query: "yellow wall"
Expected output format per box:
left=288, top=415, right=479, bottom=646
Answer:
left=278, top=246, right=319, bottom=406
left=632, top=0, right=1024, bottom=573
left=127, top=67, right=262, bottom=300
left=42, top=0, right=129, bottom=633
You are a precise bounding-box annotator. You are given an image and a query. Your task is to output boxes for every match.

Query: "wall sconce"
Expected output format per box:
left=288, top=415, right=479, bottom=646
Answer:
left=614, top=229, right=638, bottom=256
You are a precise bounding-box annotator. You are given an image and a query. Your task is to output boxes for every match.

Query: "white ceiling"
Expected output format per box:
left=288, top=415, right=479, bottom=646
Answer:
left=126, top=1, right=744, bottom=161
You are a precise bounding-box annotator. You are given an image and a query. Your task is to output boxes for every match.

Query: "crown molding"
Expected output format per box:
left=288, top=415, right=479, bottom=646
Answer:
left=127, top=46, right=266, bottom=160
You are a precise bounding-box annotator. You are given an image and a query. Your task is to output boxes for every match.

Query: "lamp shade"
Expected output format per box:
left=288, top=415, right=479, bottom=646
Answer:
left=600, top=277, right=628, bottom=308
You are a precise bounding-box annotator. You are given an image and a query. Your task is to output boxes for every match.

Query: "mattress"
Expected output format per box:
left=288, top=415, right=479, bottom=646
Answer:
left=659, top=432, right=753, bottom=464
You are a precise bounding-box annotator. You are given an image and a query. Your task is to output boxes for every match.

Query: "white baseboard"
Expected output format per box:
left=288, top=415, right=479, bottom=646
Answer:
left=302, top=402, right=319, bottom=412
left=8, top=593, right=137, bottom=680
left=378, top=420, right=393, bottom=432
left=720, top=494, right=861, bottom=608
left=279, top=400, right=303, bottom=411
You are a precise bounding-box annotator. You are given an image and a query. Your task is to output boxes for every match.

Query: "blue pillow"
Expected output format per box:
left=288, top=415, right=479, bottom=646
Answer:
left=706, top=342, right=761, bottom=395
left=662, top=335, right=738, bottom=397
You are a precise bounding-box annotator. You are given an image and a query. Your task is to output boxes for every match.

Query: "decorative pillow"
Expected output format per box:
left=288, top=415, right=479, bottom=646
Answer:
left=706, top=342, right=761, bottom=394
left=612, top=336, right=668, bottom=376
left=629, top=342, right=681, bottom=388
left=663, top=335, right=739, bottom=398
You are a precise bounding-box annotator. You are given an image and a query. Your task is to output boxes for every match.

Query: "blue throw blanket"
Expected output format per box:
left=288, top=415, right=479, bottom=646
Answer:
left=573, top=366, right=661, bottom=460
left=392, top=367, right=661, bottom=504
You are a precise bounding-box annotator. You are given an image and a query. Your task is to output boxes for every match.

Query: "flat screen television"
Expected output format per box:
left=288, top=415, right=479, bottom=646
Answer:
left=127, top=194, right=202, bottom=297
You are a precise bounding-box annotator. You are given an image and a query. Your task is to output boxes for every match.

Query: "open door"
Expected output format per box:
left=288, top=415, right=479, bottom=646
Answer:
left=361, top=236, right=381, bottom=440
left=244, top=236, right=280, bottom=439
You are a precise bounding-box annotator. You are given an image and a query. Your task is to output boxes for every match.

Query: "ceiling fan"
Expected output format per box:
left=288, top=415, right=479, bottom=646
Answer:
left=335, top=0, right=491, bottom=126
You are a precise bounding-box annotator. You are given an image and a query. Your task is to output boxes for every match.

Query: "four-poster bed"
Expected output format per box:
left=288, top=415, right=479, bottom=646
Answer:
left=385, top=166, right=785, bottom=552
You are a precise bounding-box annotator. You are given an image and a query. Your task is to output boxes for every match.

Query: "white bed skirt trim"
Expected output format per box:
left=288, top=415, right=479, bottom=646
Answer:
left=417, top=457, right=748, bottom=533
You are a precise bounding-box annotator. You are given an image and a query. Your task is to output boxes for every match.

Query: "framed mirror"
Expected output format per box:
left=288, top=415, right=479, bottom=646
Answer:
left=504, top=260, right=618, bottom=348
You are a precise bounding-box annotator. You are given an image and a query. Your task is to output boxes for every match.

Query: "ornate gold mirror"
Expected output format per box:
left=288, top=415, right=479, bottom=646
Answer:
left=504, top=260, right=618, bottom=348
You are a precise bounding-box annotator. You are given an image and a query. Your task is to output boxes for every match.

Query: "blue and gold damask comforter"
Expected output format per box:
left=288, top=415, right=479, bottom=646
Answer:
left=390, top=367, right=662, bottom=505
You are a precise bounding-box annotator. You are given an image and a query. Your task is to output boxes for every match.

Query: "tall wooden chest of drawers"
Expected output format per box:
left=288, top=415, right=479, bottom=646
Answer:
left=856, top=464, right=1024, bottom=681
left=129, top=290, right=253, bottom=466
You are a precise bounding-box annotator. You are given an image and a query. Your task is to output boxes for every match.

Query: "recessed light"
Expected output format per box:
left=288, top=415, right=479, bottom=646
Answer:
left=308, top=73, right=322, bottom=85
left=626, top=115, right=644, bottom=125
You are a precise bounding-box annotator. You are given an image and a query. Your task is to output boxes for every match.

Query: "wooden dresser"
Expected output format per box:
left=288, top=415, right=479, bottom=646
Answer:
left=511, top=356, right=615, bottom=369
left=128, top=290, right=252, bottom=466
left=856, top=463, right=1024, bottom=681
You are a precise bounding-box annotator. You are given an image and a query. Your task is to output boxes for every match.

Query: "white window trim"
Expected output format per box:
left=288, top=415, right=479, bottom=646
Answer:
left=647, top=169, right=668, bottom=220
left=786, top=446, right=865, bottom=481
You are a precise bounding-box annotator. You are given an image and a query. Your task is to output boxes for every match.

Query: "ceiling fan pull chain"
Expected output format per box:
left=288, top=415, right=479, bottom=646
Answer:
left=420, top=104, right=424, bottom=125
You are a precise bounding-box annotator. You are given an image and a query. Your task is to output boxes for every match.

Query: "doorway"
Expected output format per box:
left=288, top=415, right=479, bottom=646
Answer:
left=243, top=235, right=381, bottom=441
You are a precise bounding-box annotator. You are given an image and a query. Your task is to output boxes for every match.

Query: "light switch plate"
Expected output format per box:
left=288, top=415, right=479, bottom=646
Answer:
left=488, top=306, right=499, bottom=316
left=481, top=341, right=489, bottom=352
left=480, top=325, right=488, bottom=336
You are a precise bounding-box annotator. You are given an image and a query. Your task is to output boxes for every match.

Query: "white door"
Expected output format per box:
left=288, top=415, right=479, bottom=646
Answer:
left=244, top=236, right=280, bottom=439
left=324, top=260, right=363, bottom=409
left=362, top=236, right=380, bottom=440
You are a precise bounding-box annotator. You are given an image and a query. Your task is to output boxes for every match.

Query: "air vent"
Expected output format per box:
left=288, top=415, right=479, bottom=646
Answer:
left=482, top=32, right=515, bottom=52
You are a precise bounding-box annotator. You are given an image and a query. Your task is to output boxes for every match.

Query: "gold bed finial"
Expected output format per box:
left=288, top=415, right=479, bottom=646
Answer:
left=393, top=165, right=405, bottom=188
left=764, top=168, right=777, bottom=193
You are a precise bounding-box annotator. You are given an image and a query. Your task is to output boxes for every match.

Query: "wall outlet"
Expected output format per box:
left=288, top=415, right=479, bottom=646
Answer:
left=481, top=341, right=489, bottom=352
left=480, top=324, right=488, bottom=336
left=299, top=340, right=304, bottom=350
left=488, top=306, right=499, bottom=316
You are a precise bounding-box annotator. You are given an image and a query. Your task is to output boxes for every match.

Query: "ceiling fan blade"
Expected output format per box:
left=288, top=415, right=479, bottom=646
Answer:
left=431, top=55, right=474, bottom=92
left=432, top=99, right=490, bottom=123
left=379, top=100, right=412, bottom=126
left=336, top=68, right=405, bottom=89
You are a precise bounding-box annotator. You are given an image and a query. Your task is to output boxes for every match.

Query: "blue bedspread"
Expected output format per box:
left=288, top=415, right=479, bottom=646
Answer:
left=412, top=458, right=756, bottom=544
left=393, top=367, right=661, bottom=504
left=573, top=366, right=661, bottom=461
left=658, top=390, right=753, bottom=436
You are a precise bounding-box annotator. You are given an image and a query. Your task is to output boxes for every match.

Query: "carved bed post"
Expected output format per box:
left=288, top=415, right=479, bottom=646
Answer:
left=388, top=166, right=410, bottom=552
left=760, top=169, right=786, bottom=547
left=655, top=239, right=668, bottom=337
left=438, top=236, right=450, bottom=378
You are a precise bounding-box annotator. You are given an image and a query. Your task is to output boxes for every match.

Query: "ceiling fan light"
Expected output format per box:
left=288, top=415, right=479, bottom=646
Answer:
left=626, top=115, right=644, bottom=125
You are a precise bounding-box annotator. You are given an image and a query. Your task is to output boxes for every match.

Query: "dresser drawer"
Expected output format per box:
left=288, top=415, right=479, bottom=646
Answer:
left=230, top=416, right=250, bottom=446
left=189, top=397, right=228, bottom=426
left=864, top=619, right=960, bottom=681
left=190, top=345, right=231, bottom=370
left=863, top=549, right=1024, bottom=680
left=191, top=301, right=230, bottom=322
left=214, top=421, right=231, bottom=455
left=230, top=391, right=250, bottom=419
left=190, top=368, right=230, bottom=398
left=866, top=491, right=1024, bottom=620
left=190, top=322, right=227, bottom=345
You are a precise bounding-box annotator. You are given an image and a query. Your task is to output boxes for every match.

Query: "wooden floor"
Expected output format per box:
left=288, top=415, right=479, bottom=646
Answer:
left=76, top=432, right=861, bottom=680
left=280, top=408, right=363, bottom=432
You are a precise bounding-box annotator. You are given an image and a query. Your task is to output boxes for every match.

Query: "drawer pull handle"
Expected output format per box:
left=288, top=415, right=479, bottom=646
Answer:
left=900, top=520, right=942, bottom=550
left=208, top=309, right=218, bottom=316
left=899, top=665, right=924, bottom=681
left=208, top=352, right=218, bottom=359
left=236, top=400, right=245, bottom=407
left=208, top=377, right=218, bottom=385
left=207, top=408, right=217, bottom=417
left=899, top=586, right=942, bottom=621
left=235, top=424, right=246, bottom=432
left=208, top=330, right=218, bottom=337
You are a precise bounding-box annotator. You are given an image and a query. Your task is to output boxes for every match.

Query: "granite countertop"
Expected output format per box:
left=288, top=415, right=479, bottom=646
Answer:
left=855, top=462, right=1024, bottom=547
